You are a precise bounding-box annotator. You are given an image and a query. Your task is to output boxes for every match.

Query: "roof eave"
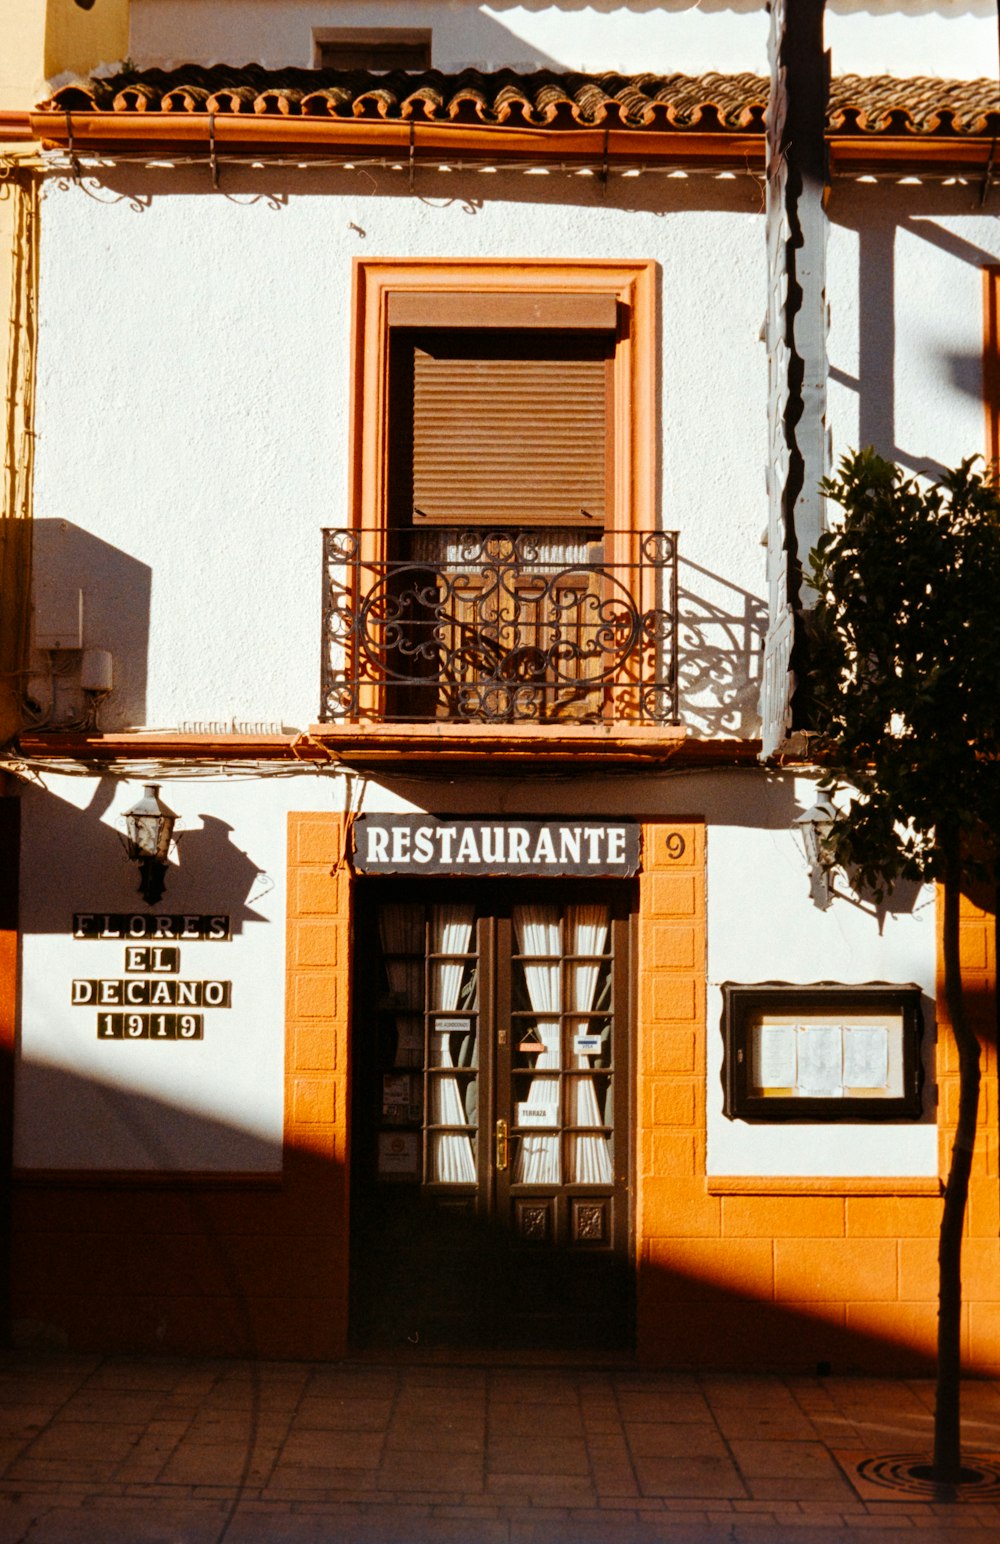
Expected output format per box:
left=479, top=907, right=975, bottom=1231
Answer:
left=27, top=110, right=766, bottom=165
left=18, top=111, right=1000, bottom=175
left=827, top=133, right=997, bottom=173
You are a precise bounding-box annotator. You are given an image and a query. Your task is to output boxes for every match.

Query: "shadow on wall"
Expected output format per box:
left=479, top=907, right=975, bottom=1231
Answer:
left=5, top=1030, right=996, bottom=1371
left=22, top=779, right=269, bottom=935
left=13, top=1062, right=280, bottom=1176
left=677, top=558, right=766, bottom=739
left=57, top=159, right=767, bottom=220
left=829, top=183, right=1000, bottom=483
left=30, top=520, right=151, bottom=732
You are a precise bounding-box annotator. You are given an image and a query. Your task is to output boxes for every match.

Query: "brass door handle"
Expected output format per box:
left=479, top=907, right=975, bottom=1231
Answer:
left=495, top=1118, right=508, bottom=1172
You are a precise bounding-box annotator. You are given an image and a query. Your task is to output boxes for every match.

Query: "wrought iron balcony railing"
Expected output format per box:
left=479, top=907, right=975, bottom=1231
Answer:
left=320, top=527, right=679, bottom=726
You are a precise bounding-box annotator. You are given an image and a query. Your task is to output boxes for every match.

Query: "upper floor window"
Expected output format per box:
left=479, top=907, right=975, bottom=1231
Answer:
left=313, top=29, right=432, bottom=71
left=321, top=260, right=677, bottom=728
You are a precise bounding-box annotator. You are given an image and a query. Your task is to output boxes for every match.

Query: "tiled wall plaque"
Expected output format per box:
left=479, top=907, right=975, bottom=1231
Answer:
left=71, top=914, right=232, bottom=1042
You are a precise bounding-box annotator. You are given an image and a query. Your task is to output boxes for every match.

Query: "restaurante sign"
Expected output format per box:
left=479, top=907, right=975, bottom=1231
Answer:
left=352, top=815, right=640, bottom=877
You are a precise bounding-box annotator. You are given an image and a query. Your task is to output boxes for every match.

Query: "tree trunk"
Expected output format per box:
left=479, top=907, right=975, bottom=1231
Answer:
left=933, top=833, right=982, bottom=1484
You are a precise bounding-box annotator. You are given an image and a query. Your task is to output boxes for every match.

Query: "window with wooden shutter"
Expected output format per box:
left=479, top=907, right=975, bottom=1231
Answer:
left=385, top=290, right=617, bottom=533
left=333, top=260, right=663, bottom=729
left=388, top=323, right=615, bottom=532
left=312, top=28, right=432, bottom=71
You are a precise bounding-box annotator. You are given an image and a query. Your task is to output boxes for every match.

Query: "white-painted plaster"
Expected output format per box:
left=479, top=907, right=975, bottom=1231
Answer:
left=33, top=165, right=1000, bottom=739
left=704, top=778, right=938, bottom=1177
left=129, top=1, right=771, bottom=76
left=31, top=167, right=767, bottom=737
left=15, top=771, right=333, bottom=1170
left=826, top=184, right=1000, bottom=478
left=127, top=1, right=999, bottom=81
left=15, top=768, right=938, bottom=1178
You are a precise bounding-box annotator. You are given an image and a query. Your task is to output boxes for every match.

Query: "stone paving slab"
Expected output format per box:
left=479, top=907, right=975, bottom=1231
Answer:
left=1, top=1355, right=1000, bottom=1541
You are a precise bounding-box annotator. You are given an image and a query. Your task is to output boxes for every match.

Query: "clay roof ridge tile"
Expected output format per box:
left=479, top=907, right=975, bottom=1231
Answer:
left=253, top=87, right=304, bottom=116
left=299, top=88, right=354, bottom=117
left=349, top=86, right=400, bottom=121
left=161, top=85, right=212, bottom=113
left=42, top=78, right=105, bottom=111
left=111, top=82, right=161, bottom=113
left=398, top=81, right=448, bottom=121
left=206, top=84, right=259, bottom=114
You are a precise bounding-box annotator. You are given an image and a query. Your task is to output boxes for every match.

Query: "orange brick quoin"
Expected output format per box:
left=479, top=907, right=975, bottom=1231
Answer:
left=636, top=817, right=711, bottom=1361
left=282, top=812, right=353, bottom=1358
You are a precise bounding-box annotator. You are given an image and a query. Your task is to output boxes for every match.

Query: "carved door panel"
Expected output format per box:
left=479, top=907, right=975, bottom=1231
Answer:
left=349, top=881, right=633, bottom=1350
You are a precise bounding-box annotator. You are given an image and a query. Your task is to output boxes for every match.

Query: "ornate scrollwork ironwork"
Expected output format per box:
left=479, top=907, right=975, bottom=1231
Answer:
left=321, top=527, right=679, bottom=725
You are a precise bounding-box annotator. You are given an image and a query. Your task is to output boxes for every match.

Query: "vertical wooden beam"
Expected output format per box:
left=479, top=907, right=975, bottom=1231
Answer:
left=760, top=0, right=829, bottom=755
left=0, top=174, right=37, bottom=747
left=983, top=267, right=1000, bottom=476
left=0, top=789, right=19, bottom=1344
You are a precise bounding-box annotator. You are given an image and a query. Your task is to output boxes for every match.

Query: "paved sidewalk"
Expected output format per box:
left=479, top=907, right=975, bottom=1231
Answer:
left=1, top=1354, right=1000, bottom=1543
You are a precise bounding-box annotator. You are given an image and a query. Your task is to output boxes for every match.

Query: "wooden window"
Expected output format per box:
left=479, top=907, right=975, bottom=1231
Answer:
left=722, top=983, right=925, bottom=1122
left=351, top=261, right=653, bottom=543
left=313, top=29, right=431, bottom=71
left=394, top=330, right=613, bottom=529
left=983, top=266, right=1000, bottom=479
left=345, top=260, right=657, bottom=723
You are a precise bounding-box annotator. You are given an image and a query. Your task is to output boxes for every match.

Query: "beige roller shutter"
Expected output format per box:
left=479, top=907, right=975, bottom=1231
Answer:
left=405, top=336, right=612, bottom=528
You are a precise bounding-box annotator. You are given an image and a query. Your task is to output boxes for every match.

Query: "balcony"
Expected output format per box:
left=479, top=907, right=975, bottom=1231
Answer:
left=314, top=528, right=685, bottom=765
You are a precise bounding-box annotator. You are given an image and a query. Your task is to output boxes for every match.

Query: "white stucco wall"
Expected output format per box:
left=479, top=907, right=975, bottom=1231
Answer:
left=15, top=767, right=938, bottom=1177
left=826, top=2, right=998, bottom=80
left=15, top=770, right=332, bottom=1170
left=129, top=0, right=772, bottom=76
left=827, top=184, right=999, bottom=477
left=127, top=0, right=997, bottom=81
left=33, top=163, right=1000, bottom=739
left=31, top=166, right=767, bottom=737
left=703, top=775, right=938, bottom=1177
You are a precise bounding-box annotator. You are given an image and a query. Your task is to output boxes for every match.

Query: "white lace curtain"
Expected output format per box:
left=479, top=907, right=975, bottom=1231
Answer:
left=430, top=903, right=477, bottom=1184
left=567, top=905, right=613, bottom=1185
left=511, top=902, right=612, bottom=1187
left=512, top=904, right=563, bottom=1184
left=411, top=530, right=597, bottom=569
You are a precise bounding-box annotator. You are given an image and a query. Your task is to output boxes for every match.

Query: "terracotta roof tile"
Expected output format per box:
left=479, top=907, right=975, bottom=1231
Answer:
left=829, top=73, right=1000, bottom=135
left=40, top=66, right=768, bottom=130
left=39, top=66, right=1000, bottom=139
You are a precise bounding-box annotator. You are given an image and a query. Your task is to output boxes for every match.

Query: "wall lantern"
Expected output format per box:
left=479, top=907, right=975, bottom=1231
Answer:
left=794, top=798, right=836, bottom=909
left=122, top=783, right=178, bottom=905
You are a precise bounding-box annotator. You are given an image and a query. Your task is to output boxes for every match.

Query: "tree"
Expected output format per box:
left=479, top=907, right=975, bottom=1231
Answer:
left=806, top=449, right=1000, bottom=1485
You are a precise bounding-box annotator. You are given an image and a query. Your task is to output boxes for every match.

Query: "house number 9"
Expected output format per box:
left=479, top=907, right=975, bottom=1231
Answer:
left=664, top=833, right=686, bottom=860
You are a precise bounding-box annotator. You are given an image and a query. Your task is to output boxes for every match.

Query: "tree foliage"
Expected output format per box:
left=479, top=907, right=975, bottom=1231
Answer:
left=806, top=448, right=1000, bottom=1483
left=807, top=449, right=1000, bottom=889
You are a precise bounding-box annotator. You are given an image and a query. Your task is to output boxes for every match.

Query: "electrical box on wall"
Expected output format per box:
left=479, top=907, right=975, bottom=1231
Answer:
left=81, top=649, right=113, bottom=693
left=34, top=587, right=83, bottom=650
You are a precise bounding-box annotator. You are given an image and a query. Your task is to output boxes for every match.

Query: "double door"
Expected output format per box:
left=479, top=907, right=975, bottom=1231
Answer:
left=350, top=880, right=634, bottom=1349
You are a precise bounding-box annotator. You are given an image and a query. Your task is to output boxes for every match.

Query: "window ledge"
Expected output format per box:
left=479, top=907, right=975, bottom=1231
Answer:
left=308, top=721, right=688, bottom=764
left=707, top=1176, right=942, bottom=1196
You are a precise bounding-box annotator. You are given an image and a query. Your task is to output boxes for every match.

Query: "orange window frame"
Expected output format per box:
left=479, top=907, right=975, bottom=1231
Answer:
left=349, top=258, right=656, bottom=555
left=346, top=258, right=657, bottom=720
